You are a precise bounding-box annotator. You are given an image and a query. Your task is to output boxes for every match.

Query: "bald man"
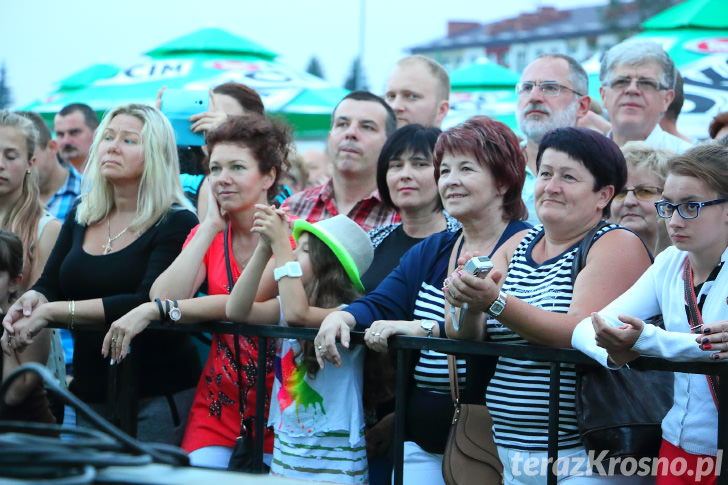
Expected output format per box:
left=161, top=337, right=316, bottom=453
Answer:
left=384, top=55, right=450, bottom=128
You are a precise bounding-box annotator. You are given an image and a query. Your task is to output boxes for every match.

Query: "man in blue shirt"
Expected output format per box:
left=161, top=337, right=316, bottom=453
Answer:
left=19, top=111, right=82, bottom=221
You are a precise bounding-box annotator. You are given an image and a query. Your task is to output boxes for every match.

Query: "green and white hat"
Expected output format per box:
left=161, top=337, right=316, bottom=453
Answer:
left=292, top=215, right=374, bottom=292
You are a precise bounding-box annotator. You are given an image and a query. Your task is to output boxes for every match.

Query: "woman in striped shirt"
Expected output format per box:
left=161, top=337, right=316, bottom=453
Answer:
left=314, top=116, right=531, bottom=484
left=446, top=127, right=652, bottom=484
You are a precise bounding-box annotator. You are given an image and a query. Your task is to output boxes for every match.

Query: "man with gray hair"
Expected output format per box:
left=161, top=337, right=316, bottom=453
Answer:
left=599, top=38, right=692, bottom=152
left=384, top=55, right=450, bottom=128
left=515, top=53, right=591, bottom=224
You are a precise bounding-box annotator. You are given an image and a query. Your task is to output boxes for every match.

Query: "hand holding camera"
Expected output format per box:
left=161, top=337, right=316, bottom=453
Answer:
left=463, top=256, right=493, bottom=278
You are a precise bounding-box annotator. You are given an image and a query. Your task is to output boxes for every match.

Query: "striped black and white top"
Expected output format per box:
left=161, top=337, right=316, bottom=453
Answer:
left=347, top=221, right=530, bottom=397
left=411, top=281, right=466, bottom=393
left=485, top=223, right=617, bottom=451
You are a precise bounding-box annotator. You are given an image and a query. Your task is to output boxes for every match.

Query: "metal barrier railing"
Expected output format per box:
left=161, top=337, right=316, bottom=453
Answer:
left=55, top=321, right=728, bottom=484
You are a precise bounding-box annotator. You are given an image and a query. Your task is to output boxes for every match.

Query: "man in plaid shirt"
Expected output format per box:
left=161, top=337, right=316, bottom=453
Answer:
left=283, top=91, right=400, bottom=232
left=18, top=111, right=82, bottom=221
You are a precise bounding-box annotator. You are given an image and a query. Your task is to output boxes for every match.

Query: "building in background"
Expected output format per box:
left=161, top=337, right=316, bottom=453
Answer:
left=409, top=1, right=681, bottom=73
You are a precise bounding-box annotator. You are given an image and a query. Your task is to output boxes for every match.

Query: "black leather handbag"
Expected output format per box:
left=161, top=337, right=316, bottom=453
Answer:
left=575, top=362, right=673, bottom=459
left=572, top=221, right=673, bottom=460
left=223, top=225, right=268, bottom=473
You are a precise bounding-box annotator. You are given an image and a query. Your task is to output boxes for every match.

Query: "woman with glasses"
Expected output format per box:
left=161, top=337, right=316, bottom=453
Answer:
left=610, top=141, right=673, bottom=256
left=573, top=142, right=728, bottom=485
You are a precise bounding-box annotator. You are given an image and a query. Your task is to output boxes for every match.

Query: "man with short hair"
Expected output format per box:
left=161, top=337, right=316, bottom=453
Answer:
left=54, top=103, right=98, bottom=172
left=515, top=54, right=591, bottom=224
left=599, top=38, right=692, bottom=152
left=18, top=111, right=82, bottom=221
left=283, top=91, right=399, bottom=232
left=659, top=71, right=692, bottom=143
left=384, top=55, right=450, bottom=128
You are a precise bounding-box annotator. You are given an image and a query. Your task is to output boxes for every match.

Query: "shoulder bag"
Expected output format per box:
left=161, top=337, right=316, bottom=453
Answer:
left=573, top=221, right=673, bottom=460
left=223, top=224, right=269, bottom=473
left=441, top=354, right=502, bottom=485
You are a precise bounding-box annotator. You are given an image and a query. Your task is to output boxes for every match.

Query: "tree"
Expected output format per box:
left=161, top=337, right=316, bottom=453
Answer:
left=0, top=62, right=12, bottom=109
left=344, top=57, right=368, bottom=91
left=305, top=56, right=326, bottom=80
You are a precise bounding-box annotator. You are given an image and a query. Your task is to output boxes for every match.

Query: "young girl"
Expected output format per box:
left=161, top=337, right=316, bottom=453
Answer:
left=0, top=111, right=61, bottom=290
left=0, top=230, right=54, bottom=423
left=573, top=142, right=728, bottom=484
left=226, top=206, right=373, bottom=484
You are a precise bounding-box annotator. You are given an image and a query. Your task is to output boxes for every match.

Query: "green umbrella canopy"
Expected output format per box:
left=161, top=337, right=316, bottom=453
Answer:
left=144, top=27, right=278, bottom=60
left=58, top=63, right=121, bottom=90
left=642, top=0, right=728, bottom=30
left=444, top=59, right=521, bottom=135
left=23, top=28, right=347, bottom=139
left=450, top=59, right=521, bottom=91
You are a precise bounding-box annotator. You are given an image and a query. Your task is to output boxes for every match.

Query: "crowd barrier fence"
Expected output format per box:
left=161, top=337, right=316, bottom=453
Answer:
left=52, top=321, right=728, bottom=485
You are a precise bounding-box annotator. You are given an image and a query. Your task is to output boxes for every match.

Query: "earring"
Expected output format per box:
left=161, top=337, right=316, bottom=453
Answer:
left=26, top=170, right=31, bottom=174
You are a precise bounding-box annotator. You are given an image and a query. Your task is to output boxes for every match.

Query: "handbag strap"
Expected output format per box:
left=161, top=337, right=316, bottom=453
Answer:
left=447, top=354, right=460, bottom=405
left=446, top=233, right=464, bottom=405
left=224, top=223, right=235, bottom=294
left=226, top=223, right=248, bottom=437
left=682, top=257, right=720, bottom=410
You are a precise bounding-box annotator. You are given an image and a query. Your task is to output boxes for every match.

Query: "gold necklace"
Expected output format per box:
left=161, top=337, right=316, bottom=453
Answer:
left=102, top=217, right=130, bottom=255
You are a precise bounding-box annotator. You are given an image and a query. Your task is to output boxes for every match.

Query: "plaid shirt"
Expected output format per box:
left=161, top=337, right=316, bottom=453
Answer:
left=282, top=178, right=400, bottom=232
left=46, top=162, right=82, bottom=221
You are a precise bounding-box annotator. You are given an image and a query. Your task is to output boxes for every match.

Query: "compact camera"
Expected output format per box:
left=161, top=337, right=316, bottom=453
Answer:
left=160, top=89, right=209, bottom=147
left=463, top=256, right=493, bottom=278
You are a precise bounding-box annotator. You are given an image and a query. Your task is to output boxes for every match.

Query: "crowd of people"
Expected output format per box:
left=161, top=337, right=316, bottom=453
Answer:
left=0, top=37, right=727, bottom=485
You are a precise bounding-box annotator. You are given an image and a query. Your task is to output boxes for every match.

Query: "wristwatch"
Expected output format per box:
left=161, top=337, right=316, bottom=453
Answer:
left=169, top=300, right=182, bottom=322
left=486, top=291, right=508, bottom=317
left=420, top=320, right=437, bottom=338
left=274, top=261, right=303, bottom=281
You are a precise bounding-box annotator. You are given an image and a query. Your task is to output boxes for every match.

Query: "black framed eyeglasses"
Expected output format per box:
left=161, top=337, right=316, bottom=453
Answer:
left=614, top=185, right=662, bottom=201
left=606, top=77, right=669, bottom=93
left=654, top=199, right=728, bottom=219
left=515, top=81, right=583, bottom=98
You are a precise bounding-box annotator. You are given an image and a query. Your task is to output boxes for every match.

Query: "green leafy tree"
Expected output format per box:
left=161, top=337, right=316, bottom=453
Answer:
left=305, top=56, right=326, bottom=80
left=0, top=62, right=12, bottom=109
left=344, top=57, right=368, bottom=91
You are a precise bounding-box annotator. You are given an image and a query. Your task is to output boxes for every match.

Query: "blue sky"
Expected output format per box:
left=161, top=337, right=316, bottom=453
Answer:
left=0, top=0, right=603, bottom=109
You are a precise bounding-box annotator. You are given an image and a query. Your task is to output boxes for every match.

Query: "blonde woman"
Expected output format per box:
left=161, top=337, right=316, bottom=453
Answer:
left=2, top=104, right=200, bottom=445
left=610, top=141, right=673, bottom=256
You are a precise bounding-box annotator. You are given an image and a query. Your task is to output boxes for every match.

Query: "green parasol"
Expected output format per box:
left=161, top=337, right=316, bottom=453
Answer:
left=444, top=59, right=522, bottom=134
left=23, top=27, right=348, bottom=140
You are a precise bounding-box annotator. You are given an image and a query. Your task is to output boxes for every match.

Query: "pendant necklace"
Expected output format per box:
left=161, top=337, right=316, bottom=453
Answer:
left=102, top=217, right=130, bottom=255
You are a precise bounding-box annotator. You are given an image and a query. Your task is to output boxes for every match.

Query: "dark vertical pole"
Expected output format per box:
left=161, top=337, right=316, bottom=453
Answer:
left=254, top=336, right=268, bottom=472
left=547, top=362, right=561, bottom=485
left=717, top=368, right=727, bottom=485
left=106, top=351, right=138, bottom=437
left=393, top=348, right=409, bottom=485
